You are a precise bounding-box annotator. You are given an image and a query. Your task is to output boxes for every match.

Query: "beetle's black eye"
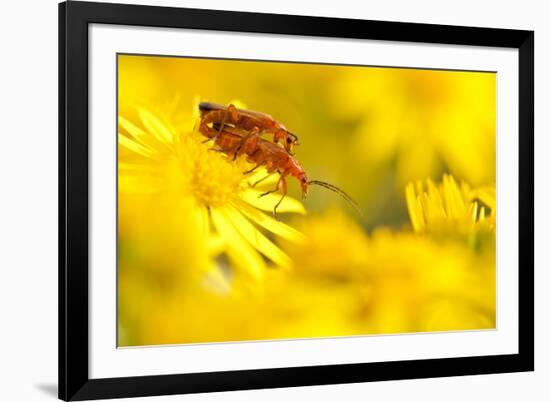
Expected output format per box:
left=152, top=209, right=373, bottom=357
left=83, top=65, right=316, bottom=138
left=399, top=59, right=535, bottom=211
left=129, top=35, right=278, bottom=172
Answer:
left=287, top=137, right=293, bottom=143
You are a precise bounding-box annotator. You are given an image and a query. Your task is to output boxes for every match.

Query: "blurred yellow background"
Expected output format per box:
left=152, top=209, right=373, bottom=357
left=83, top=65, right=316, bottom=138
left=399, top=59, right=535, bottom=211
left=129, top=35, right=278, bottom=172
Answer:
left=117, top=54, right=496, bottom=346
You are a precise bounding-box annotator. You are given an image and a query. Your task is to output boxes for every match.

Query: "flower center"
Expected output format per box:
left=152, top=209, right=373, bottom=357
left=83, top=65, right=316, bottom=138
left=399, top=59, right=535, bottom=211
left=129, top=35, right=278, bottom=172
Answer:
left=178, top=135, right=246, bottom=207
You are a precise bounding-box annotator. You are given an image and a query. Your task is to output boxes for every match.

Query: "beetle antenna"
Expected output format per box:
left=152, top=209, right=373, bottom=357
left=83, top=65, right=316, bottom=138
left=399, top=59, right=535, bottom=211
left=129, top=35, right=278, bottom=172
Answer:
left=308, top=180, right=363, bottom=216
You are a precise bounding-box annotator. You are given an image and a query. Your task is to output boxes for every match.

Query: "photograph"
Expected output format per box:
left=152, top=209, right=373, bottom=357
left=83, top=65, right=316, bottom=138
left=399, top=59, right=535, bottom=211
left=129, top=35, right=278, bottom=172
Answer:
left=117, top=54, right=497, bottom=347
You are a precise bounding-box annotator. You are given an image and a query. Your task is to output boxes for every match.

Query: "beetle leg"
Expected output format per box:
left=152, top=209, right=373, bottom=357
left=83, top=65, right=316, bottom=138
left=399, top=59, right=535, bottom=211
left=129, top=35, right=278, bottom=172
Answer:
left=201, top=109, right=232, bottom=144
left=272, top=176, right=287, bottom=218
left=258, top=175, right=281, bottom=198
left=249, top=173, right=274, bottom=187
left=213, top=109, right=229, bottom=140
left=243, top=164, right=261, bottom=175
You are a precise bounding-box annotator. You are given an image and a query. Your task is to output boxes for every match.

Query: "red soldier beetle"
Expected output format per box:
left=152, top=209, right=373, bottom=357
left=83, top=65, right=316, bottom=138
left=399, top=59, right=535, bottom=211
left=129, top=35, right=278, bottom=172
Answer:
left=198, top=102, right=300, bottom=154
left=198, top=120, right=361, bottom=217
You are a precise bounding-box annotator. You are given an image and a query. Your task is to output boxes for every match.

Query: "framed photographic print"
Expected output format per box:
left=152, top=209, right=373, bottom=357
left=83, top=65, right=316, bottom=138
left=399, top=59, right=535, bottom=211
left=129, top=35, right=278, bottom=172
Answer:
left=59, top=1, right=534, bottom=400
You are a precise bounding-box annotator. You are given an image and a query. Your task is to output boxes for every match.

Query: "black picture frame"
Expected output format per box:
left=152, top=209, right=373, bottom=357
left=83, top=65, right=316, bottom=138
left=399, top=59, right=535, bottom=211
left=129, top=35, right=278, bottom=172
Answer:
left=59, top=1, right=534, bottom=400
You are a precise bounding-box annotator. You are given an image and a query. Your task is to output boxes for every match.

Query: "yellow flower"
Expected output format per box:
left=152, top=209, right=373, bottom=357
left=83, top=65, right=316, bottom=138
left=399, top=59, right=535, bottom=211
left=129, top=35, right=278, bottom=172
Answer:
left=405, top=174, right=495, bottom=237
left=278, top=212, right=495, bottom=336
left=329, top=68, right=496, bottom=186
left=282, top=209, right=370, bottom=280
left=360, top=228, right=495, bottom=334
left=118, top=105, right=305, bottom=284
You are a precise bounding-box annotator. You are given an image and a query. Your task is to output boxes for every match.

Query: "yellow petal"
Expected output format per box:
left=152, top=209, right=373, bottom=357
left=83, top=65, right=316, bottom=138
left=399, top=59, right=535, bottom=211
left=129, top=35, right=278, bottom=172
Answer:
left=442, top=175, right=464, bottom=219
left=193, top=204, right=209, bottom=243
left=426, top=179, right=446, bottom=219
left=119, top=115, right=168, bottom=153
left=137, top=107, right=174, bottom=144
left=202, top=262, right=231, bottom=294
left=207, top=234, right=226, bottom=256
left=240, top=188, right=306, bottom=215
left=234, top=200, right=306, bottom=243
left=405, top=183, right=424, bottom=232
left=420, top=193, right=432, bottom=223
left=470, top=201, right=479, bottom=223
left=221, top=206, right=292, bottom=268
left=210, top=207, right=265, bottom=282
left=118, top=133, right=156, bottom=158
left=118, top=162, right=155, bottom=176
left=469, top=187, right=496, bottom=212
left=118, top=175, right=160, bottom=193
